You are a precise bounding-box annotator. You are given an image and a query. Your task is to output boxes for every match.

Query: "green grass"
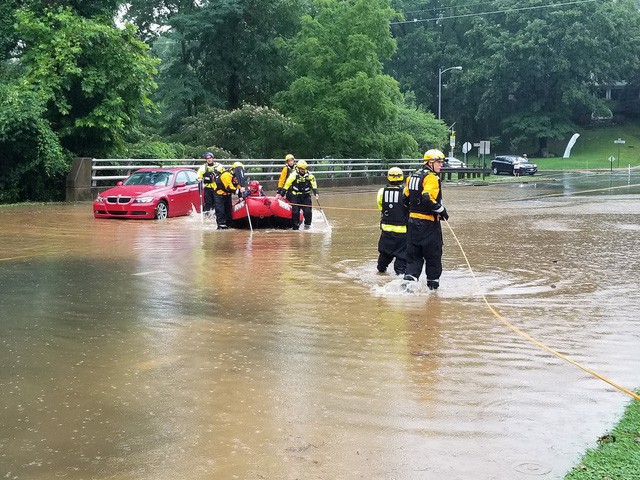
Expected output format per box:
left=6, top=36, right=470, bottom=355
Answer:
left=565, top=396, right=640, bottom=479
left=532, top=124, right=640, bottom=170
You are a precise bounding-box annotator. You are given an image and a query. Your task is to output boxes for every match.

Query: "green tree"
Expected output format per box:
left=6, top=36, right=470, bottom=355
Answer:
left=276, top=0, right=439, bottom=158
left=0, top=82, right=67, bottom=203
left=142, top=0, right=303, bottom=135
left=0, top=5, right=159, bottom=202
left=390, top=0, right=640, bottom=153
left=0, top=0, right=19, bottom=62
left=181, top=103, right=302, bottom=158
left=16, top=7, right=159, bottom=157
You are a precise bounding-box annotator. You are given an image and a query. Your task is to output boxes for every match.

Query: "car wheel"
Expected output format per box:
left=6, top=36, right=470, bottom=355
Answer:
left=492, top=167, right=498, bottom=175
left=155, top=201, right=168, bottom=219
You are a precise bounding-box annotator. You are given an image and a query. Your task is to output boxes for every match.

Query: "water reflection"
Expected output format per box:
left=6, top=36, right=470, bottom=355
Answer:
left=1, top=173, right=640, bottom=479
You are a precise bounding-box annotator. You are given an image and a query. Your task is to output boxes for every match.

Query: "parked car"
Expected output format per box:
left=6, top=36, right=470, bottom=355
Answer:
left=93, top=167, right=202, bottom=219
left=491, top=155, right=537, bottom=176
left=444, top=157, right=465, bottom=168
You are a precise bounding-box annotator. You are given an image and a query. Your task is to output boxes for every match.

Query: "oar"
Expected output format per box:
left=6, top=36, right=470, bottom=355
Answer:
left=244, top=195, right=253, bottom=232
left=314, top=195, right=330, bottom=229
left=198, top=181, right=204, bottom=223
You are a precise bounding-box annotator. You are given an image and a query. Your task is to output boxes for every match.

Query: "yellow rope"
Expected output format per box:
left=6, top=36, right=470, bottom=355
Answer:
left=443, top=219, right=640, bottom=402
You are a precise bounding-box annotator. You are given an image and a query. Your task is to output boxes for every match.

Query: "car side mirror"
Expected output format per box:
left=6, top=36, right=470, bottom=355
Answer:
left=174, top=182, right=186, bottom=188
left=116, top=181, right=123, bottom=186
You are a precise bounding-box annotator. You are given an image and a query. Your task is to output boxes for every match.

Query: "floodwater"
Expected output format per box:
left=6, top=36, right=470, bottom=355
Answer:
left=1, top=170, right=640, bottom=480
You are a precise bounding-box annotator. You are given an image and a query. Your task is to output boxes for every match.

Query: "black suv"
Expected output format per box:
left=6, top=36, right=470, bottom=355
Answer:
left=491, top=155, right=537, bottom=176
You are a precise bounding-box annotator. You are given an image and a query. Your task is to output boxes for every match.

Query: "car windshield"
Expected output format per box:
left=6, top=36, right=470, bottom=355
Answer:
left=124, top=171, right=173, bottom=186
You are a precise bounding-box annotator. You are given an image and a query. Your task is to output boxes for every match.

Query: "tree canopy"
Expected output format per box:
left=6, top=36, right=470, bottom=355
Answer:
left=1, top=4, right=158, bottom=201
left=390, top=0, right=640, bottom=152
left=275, top=0, right=445, bottom=158
left=3, top=0, right=640, bottom=202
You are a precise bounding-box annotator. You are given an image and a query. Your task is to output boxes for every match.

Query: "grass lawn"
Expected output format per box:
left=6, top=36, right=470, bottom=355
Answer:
left=565, top=396, right=640, bottom=479
left=532, top=124, right=640, bottom=170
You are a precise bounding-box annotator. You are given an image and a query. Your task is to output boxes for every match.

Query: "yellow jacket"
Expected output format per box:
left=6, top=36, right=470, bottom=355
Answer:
left=215, top=170, right=237, bottom=196
left=277, top=165, right=294, bottom=190
left=403, top=171, right=440, bottom=221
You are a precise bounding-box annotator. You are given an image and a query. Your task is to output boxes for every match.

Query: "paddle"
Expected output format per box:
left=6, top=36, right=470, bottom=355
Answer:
left=244, top=194, right=253, bottom=232
left=198, top=181, right=204, bottom=223
left=314, top=195, right=330, bottom=229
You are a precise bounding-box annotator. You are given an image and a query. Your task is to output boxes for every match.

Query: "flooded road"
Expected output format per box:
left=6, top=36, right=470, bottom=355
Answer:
left=1, top=170, right=640, bottom=479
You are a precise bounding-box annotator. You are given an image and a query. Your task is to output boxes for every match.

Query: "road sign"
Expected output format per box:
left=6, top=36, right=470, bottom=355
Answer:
left=462, top=142, right=472, bottom=154
left=449, top=133, right=456, bottom=148
left=608, top=156, right=615, bottom=162
left=479, top=140, right=491, bottom=155
left=614, top=138, right=626, bottom=144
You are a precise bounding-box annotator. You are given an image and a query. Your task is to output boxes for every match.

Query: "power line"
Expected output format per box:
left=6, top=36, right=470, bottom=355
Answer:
left=401, top=0, right=508, bottom=16
left=391, top=0, right=599, bottom=26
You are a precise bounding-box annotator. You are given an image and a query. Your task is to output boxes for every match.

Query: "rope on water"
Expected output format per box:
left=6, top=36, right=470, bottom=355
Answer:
left=443, top=219, right=640, bottom=402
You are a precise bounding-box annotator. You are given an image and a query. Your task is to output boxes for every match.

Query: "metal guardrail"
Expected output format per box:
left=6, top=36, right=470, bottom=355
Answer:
left=90, top=158, right=414, bottom=185
left=66, top=157, right=489, bottom=201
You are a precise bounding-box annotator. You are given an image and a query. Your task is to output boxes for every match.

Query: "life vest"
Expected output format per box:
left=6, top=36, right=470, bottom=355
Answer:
left=291, top=171, right=313, bottom=195
left=380, top=185, right=408, bottom=227
left=407, top=167, right=442, bottom=218
left=214, top=169, right=237, bottom=195
left=202, top=163, right=216, bottom=185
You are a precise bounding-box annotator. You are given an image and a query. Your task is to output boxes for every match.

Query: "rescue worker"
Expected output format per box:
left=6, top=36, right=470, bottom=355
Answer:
left=212, top=164, right=239, bottom=229
left=376, top=167, right=408, bottom=275
left=403, top=149, right=449, bottom=290
left=276, top=154, right=296, bottom=200
left=283, top=159, right=318, bottom=230
left=232, top=161, right=247, bottom=197
left=197, top=152, right=217, bottom=213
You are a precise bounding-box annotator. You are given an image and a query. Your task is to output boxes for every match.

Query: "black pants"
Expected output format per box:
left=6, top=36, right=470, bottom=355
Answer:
left=213, top=193, right=232, bottom=227
left=291, top=195, right=312, bottom=229
left=377, top=231, right=407, bottom=275
left=404, top=218, right=442, bottom=281
left=203, top=187, right=215, bottom=212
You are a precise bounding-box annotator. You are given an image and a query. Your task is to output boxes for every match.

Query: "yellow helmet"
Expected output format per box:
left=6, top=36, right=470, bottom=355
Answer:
left=285, top=154, right=295, bottom=162
left=232, top=161, right=244, bottom=169
left=387, top=167, right=404, bottom=182
left=423, top=149, right=445, bottom=162
left=296, top=159, right=308, bottom=170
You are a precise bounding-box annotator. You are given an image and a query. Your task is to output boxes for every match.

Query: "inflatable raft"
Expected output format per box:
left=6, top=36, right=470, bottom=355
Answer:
left=230, top=195, right=303, bottom=229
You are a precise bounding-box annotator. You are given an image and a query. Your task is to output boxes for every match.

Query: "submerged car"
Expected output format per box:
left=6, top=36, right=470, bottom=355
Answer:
left=491, top=155, right=537, bottom=176
left=444, top=157, right=465, bottom=168
left=93, top=167, right=202, bottom=219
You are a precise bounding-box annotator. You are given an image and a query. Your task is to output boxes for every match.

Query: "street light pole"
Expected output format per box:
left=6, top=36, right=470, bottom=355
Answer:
left=438, top=66, right=462, bottom=120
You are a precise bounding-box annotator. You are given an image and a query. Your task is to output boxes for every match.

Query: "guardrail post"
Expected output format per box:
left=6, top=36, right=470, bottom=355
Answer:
left=66, top=157, right=93, bottom=202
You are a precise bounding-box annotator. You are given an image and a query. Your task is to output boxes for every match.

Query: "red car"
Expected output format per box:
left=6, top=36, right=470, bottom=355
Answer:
left=93, top=167, right=202, bottom=219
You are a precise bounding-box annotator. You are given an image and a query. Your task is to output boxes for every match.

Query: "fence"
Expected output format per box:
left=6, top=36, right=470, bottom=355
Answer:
left=65, top=157, right=488, bottom=201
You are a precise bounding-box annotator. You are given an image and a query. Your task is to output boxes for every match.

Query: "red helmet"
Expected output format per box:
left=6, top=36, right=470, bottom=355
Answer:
left=249, top=180, right=260, bottom=193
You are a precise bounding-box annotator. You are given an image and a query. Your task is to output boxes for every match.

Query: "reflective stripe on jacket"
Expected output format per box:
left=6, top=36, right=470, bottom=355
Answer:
left=403, top=167, right=442, bottom=221
left=284, top=171, right=317, bottom=195
left=377, top=185, right=408, bottom=233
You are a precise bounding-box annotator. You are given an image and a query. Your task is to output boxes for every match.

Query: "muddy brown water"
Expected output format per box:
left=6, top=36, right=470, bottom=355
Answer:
left=1, top=171, right=640, bottom=479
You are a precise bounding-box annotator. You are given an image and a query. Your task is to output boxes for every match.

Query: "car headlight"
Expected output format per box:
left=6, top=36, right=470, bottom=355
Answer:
left=133, top=196, right=155, bottom=204
left=96, top=196, right=104, bottom=203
